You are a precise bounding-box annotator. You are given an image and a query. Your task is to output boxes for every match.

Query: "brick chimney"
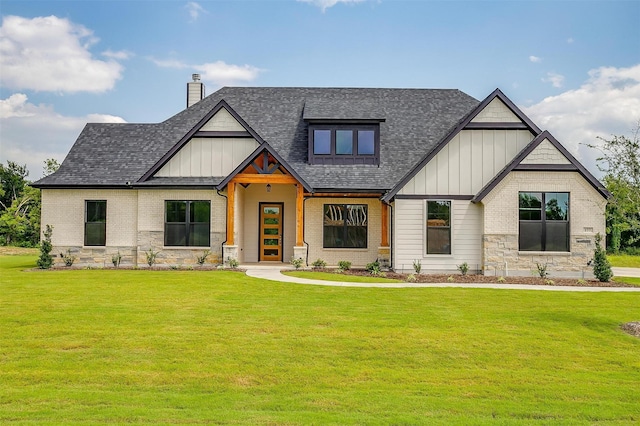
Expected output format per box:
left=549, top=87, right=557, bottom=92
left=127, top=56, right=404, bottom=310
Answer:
left=187, top=74, right=205, bottom=107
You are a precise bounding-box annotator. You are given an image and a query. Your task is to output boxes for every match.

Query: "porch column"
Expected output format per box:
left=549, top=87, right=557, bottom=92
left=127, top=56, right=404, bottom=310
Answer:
left=293, top=183, right=307, bottom=265
left=378, top=201, right=391, bottom=269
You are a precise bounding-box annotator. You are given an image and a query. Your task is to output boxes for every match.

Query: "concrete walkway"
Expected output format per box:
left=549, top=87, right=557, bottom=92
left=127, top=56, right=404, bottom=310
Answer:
left=613, top=267, right=640, bottom=278
left=244, top=265, right=640, bottom=292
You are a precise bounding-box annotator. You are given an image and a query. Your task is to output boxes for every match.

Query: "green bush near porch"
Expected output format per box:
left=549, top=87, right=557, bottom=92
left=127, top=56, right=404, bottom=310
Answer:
left=1, top=255, right=639, bottom=424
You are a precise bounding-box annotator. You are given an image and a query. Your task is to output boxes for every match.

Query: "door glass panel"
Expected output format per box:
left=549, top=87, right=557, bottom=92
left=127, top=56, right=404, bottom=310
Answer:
left=264, top=207, right=279, bottom=214
left=264, top=217, right=279, bottom=225
left=264, top=239, right=279, bottom=246
left=264, top=249, right=278, bottom=256
left=263, top=228, right=279, bottom=235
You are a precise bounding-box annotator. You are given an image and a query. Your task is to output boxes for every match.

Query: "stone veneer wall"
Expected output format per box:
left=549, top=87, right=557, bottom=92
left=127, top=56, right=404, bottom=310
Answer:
left=481, top=171, right=606, bottom=278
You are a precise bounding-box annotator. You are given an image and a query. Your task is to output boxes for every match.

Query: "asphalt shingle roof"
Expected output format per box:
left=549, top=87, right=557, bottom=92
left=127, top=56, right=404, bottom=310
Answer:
left=34, top=87, right=480, bottom=192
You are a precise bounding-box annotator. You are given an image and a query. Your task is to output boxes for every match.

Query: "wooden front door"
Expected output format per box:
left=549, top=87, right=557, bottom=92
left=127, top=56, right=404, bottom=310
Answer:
left=259, top=203, right=283, bottom=261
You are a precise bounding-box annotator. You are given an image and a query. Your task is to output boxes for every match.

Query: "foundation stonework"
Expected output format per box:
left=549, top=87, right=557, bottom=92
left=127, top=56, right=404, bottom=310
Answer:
left=482, top=234, right=596, bottom=278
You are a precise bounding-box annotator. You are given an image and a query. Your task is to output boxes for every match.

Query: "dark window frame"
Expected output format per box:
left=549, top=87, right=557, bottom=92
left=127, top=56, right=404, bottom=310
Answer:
left=518, top=192, right=570, bottom=252
left=426, top=200, right=451, bottom=255
left=84, top=200, right=107, bottom=246
left=308, top=124, right=380, bottom=165
left=164, top=200, right=211, bottom=247
left=323, top=204, right=368, bottom=249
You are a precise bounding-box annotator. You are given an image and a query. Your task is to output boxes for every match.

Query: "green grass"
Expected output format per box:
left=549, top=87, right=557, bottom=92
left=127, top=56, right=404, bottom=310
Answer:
left=614, top=276, right=640, bottom=286
left=1, top=255, right=639, bottom=424
left=608, top=254, right=640, bottom=268
left=283, top=270, right=402, bottom=283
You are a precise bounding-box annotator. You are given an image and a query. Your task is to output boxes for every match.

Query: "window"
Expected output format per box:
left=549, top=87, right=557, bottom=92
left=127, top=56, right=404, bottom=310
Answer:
left=85, top=200, right=106, bottom=246
left=309, top=125, right=379, bottom=165
left=165, top=201, right=211, bottom=246
left=519, top=192, right=569, bottom=252
left=323, top=204, right=368, bottom=248
left=426, top=201, right=451, bottom=254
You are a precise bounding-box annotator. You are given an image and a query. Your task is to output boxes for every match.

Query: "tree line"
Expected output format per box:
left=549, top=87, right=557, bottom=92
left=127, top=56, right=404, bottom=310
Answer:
left=1, top=129, right=639, bottom=253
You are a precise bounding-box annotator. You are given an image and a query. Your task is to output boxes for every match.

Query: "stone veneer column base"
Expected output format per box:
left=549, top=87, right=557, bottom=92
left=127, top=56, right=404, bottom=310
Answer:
left=223, top=245, right=238, bottom=266
left=293, top=246, right=308, bottom=266
left=377, top=246, right=391, bottom=270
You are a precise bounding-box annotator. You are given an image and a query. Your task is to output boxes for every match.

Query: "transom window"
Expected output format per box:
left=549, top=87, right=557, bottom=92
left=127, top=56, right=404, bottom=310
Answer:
left=426, top=201, right=451, bottom=254
left=165, top=201, right=211, bottom=247
left=519, top=192, right=569, bottom=252
left=323, top=204, right=368, bottom=248
left=85, top=200, right=106, bottom=246
left=309, top=124, right=379, bottom=165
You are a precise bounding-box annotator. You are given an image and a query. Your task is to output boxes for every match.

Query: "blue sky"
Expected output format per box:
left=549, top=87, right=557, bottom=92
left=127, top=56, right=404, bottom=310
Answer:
left=1, top=0, right=639, bottom=178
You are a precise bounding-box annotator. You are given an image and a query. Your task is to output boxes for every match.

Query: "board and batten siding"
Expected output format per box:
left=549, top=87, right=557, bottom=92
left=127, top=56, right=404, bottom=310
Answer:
left=399, top=129, right=534, bottom=195
left=155, top=107, right=258, bottom=178
left=393, top=199, right=483, bottom=273
left=155, top=138, right=258, bottom=177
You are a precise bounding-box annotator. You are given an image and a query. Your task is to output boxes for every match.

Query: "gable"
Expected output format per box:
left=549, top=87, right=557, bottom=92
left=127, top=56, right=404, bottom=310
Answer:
left=472, top=131, right=610, bottom=202
left=398, top=129, right=534, bottom=196
left=155, top=137, right=259, bottom=178
left=200, top=107, right=247, bottom=132
left=470, top=98, right=522, bottom=123
left=520, top=138, right=571, bottom=165
left=383, top=88, right=541, bottom=202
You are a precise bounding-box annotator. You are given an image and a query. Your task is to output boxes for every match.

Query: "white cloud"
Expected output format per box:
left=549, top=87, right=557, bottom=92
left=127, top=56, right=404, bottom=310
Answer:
left=152, top=58, right=263, bottom=86
left=185, top=2, right=208, bottom=21
left=0, top=15, right=123, bottom=93
left=102, top=49, right=134, bottom=60
left=542, top=72, right=565, bottom=88
left=297, top=0, right=365, bottom=12
left=524, top=64, right=640, bottom=176
left=529, top=55, right=541, bottom=63
left=0, top=94, right=126, bottom=178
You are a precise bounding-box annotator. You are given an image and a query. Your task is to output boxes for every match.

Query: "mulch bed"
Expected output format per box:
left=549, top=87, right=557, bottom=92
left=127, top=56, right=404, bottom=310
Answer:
left=621, top=322, right=640, bottom=338
left=329, top=268, right=638, bottom=287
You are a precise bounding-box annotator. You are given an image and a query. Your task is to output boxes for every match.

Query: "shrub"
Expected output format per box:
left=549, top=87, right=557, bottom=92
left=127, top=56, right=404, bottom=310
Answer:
left=412, top=259, right=422, bottom=274
left=497, top=276, right=506, bottom=283
left=312, top=258, right=327, bottom=269
left=112, top=251, right=122, bottom=268
left=196, top=250, right=211, bottom=266
left=227, top=257, right=239, bottom=269
left=60, top=249, right=76, bottom=267
left=593, top=233, right=613, bottom=282
left=337, top=260, right=351, bottom=272
left=145, top=248, right=159, bottom=267
left=447, top=276, right=455, bottom=282
left=290, top=257, right=304, bottom=269
left=544, top=279, right=555, bottom=285
left=37, top=225, right=54, bottom=269
left=366, top=260, right=380, bottom=274
left=457, top=262, right=469, bottom=276
left=534, top=262, right=549, bottom=279
left=407, top=273, right=416, bottom=282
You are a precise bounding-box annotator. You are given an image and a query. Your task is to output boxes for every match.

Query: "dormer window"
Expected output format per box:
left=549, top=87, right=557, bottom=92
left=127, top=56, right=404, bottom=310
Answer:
left=309, top=124, right=380, bottom=165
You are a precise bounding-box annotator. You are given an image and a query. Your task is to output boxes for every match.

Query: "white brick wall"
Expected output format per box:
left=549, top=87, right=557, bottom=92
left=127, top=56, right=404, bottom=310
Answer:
left=482, top=171, right=606, bottom=236
left=41, top=189, right=138, bottom=247
left=304, top=197, right=382, bottom=268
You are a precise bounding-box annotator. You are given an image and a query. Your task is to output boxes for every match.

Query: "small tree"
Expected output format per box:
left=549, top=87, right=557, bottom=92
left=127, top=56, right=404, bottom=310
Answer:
left=593, top=233, right=612, bottom=282
left=37, top=225, right=54, bottom=269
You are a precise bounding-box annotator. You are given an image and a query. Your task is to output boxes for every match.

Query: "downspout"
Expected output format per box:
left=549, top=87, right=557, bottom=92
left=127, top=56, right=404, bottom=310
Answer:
left=217, top=189, right=228, bottom=264
left=389, top=201, right=394, bottom=270
left=303, top=195, right=310, bottom=266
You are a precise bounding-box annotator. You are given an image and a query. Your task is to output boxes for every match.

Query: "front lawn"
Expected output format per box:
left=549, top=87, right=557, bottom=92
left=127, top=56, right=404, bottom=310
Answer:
left=608, top=254, right=640, bottom=268
left=1, top=255, right=639, bottom=424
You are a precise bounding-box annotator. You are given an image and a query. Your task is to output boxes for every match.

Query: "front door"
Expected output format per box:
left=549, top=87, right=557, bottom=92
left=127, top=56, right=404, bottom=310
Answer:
left=259, top=203, right=283, bottom=261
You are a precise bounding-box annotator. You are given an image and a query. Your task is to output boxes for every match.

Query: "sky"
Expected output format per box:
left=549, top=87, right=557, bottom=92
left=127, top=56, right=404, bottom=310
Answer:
left=1, top=0, right=639, bottom=180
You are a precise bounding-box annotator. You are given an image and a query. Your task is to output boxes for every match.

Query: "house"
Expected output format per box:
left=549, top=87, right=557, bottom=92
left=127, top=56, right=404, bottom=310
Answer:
left=33, top=76, right=609, bottom=277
